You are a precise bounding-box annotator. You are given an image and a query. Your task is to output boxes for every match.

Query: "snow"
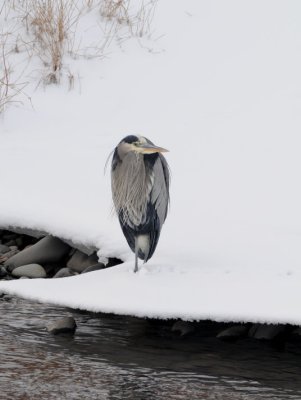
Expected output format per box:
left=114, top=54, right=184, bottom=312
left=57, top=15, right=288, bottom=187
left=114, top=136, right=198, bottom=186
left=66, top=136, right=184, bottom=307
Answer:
left=1, top=0, right=301, bottom=324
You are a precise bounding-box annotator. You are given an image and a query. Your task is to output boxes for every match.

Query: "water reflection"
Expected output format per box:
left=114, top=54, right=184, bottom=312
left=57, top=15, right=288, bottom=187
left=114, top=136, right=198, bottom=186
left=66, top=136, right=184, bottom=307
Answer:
left=0, top=296, right=300, bottom=399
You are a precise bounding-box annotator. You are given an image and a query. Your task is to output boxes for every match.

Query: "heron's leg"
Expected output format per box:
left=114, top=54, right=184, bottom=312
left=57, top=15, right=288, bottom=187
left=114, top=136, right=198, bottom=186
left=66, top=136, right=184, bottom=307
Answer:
left=134, top=237, right=139, bottom=273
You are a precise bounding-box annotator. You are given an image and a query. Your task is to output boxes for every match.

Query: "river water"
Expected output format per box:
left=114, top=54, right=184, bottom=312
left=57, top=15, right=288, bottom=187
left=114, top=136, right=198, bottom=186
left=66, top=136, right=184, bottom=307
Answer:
left=0, top=296, right=301, bottom=400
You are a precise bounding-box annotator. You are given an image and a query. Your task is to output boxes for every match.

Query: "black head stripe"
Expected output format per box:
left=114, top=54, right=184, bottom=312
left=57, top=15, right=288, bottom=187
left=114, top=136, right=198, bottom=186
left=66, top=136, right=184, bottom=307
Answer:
left=122, top=135, right=139, bottom=144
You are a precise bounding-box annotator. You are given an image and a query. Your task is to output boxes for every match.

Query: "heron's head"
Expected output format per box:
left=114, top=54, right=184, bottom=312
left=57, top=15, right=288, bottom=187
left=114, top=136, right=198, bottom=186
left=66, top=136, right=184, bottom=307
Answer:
left=117, top=135, right=168, bottom=159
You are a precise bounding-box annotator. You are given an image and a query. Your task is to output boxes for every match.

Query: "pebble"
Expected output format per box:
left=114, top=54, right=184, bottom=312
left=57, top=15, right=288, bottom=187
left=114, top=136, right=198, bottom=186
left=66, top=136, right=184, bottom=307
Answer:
left=53, top=267, right=78, bottom=278
left=67, top=250, right=99, bottom=273
left=12, top=264, right=47, bottom=279
left=2, top=233, right=18, bottom=241
left=0, top=266, right=7, bottom=278
left=42, top=264, right=59, bottom=275
left=82, top=263, right=106, bottom=274
left=217, top=325, right=249, bottom=341
left=248, top=323, right=287, bottom=340
left=4, top=240, right=17, bottom=247
left=106, top=257, right=123, bottom=267
left=4, top=235, right=71, bottom=272
left=171, top=321, right=195, bottom=337
left=0, top=248, right=20, bottom=264
left=15, top=237, right=23, bottom=248
left=292, top=327, right=301, bottom=336
left=0, top=244, right=10, bottom=255
left=46, top=316, right=77, bottom=335
left=0, top=294, right=13, bottom=301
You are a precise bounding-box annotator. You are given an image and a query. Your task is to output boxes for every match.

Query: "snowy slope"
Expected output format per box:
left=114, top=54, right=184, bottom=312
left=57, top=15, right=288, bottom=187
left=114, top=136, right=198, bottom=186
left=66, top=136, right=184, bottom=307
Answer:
left=1, top=0, right=301, bottom=323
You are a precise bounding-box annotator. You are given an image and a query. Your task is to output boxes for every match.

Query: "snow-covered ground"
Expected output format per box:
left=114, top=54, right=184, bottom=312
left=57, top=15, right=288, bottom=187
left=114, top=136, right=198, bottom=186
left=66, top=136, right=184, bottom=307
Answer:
left=1, top=0, right=301, bottom=324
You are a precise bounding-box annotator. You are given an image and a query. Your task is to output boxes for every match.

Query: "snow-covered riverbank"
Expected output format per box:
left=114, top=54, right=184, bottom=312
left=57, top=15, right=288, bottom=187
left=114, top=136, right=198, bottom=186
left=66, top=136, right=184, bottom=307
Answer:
left=1, top=1, right=301, bottom=324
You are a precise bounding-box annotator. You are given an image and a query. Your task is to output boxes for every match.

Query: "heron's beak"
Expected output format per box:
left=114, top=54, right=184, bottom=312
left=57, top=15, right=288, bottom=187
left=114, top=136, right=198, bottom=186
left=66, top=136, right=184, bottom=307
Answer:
left=136, top=143, right=169, bottom=154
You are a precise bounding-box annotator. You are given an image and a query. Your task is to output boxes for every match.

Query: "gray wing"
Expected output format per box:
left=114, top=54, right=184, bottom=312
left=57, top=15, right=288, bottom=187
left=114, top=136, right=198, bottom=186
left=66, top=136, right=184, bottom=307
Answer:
left=150, top=154, right=170, bottom=228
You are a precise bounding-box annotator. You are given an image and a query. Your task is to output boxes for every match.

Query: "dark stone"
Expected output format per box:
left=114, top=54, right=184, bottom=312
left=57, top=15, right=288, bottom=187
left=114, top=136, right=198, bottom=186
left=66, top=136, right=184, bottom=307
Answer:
left=248, top=323, right=287, bottom=340
left=42, top=263, right=60, bottom=275
left=217, top=325, right=249, bottom=341
left=0, top=244, right=10, bottom=255
left=53, top=267, right=77, bottom=278
left=106, top=257, right=123, bottom=267
left=2, top=233, right=18, bottom=241
left=46, top=316, right=77, bottom=335
left=4, top=240, right=17, bottom=247
left=82, top=263, right=106, bottom=274
left=0, top=266, right=7, bottom=278
left=0, top=294, right=13, bottom=301
left=15, top=237, right=23, bottom=248
left=67, top=250, right=99, bottom=273
left=292, top=327, right=301, bottom=336
left=4, top=236, right=71, bottom=272
left=171, top=321, right=195, bottom=337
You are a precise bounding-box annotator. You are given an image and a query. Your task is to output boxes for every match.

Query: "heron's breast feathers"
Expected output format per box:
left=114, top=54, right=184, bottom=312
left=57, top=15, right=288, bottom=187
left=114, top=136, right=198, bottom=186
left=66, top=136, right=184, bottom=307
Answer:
left=111, top=153, right=154, bottom=228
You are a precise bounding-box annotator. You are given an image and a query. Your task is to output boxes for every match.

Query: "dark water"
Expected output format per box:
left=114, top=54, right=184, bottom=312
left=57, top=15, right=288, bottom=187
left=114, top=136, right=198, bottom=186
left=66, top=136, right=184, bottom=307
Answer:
left=0, top=296, right=301, bottom=400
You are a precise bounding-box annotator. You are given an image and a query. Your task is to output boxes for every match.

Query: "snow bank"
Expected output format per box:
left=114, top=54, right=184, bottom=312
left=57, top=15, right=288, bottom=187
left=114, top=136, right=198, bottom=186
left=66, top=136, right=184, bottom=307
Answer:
left=1, top=1, right=301, bottom=323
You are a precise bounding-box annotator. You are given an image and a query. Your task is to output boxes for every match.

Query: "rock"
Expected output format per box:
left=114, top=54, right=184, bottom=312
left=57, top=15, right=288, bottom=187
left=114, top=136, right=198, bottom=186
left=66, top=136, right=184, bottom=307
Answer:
left=82, top=263, right=106, bottom=274
left=12, top=264, right=47, bottom=279
left=0, top=244, right=10, bottom=255
left=1, top=294, right=13, bottom=301
left=19, top=276, right=30, bottom=279
left=9, top=246, right=18, bottom=251
left=53, top=267, right=77, bottom=278
left=67, top=250, right=99, bottom=273
left=2, top=233, right=18, bottom=241
left=15, top=237, right=23, bottom=248
left=171, top=321, right=195, bottom=337
left=0, top=266, right=7, bottom=278
left=248, top=323, right=287, bottom=340
left=42, top=263, right=59, bottom=275
left=292, top=327, right=301, bottom=336
left=61, top=238, right=97, bottom=256
left=4, top=240, right=17, bottom=247
left=4, top=236, right=71, bottom=272
left=217, top=325, right=249, bottom=341
left=0, top=248, right=20, bottom=264
left=106, top=257, right=123, bottom=267
left=46, top=316, right=77, bottom=335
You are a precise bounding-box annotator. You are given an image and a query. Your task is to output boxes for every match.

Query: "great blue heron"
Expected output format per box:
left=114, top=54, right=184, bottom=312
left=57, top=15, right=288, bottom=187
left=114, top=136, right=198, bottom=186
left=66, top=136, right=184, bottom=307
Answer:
left=111, top=135, right=170, bottom=272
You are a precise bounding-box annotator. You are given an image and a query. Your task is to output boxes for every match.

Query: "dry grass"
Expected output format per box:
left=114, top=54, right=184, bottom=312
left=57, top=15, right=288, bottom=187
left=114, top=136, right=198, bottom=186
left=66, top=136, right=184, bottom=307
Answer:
left=0, top=28, right=30, bottom=114
left=22, top=0, right=82, bottom=84
left=0, top=0, right=158, bottom=112
left=0, top=34, right=12, bottom=113
left=100, top=0, right=158, bottom=38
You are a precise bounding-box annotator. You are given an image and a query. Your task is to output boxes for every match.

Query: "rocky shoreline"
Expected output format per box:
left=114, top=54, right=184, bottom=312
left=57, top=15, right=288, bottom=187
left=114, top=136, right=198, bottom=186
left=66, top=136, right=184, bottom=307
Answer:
left=0, top=228, right=301, bottom=346
left=0, top=228, right=122, bottom=279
